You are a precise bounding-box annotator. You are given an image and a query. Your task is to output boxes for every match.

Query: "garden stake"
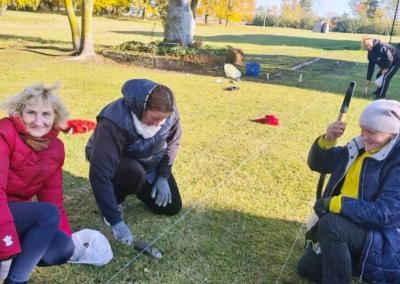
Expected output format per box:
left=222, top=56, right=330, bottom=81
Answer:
left=315, top=81, right=356, bottom=199
left=134, top=240, right=162, bottom=259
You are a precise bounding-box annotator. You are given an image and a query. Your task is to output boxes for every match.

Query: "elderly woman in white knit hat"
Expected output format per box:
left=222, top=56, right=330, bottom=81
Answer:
left=297, top=99, right=400, bottom=284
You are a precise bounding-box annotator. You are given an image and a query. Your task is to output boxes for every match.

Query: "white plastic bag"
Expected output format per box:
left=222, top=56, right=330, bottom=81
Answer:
left=224, top=64, right=241, bottom=80
left=68, top=229, right=113, bottom=266
left=375, top=74, right=384, bottom=88
left=0, top=259, right=12, bottom=281
left=182, top=0, right=195, bottom=46
left=305, top=211, right=319, bottom=231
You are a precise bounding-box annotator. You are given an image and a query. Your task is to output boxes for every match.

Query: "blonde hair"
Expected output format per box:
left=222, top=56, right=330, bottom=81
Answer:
left=1, top=82, right=69, bottom=129
left=361, top=36, right=374, bottom=49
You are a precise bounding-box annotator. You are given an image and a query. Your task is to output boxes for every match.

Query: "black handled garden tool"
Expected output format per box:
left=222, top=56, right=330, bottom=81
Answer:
left=315, top=81, right=356, bottom=199
left=134, top=240, right=162, bottom=259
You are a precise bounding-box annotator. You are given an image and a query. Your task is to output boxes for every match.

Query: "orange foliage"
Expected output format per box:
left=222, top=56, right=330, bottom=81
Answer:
left=199, top=0, right=255, bottom=23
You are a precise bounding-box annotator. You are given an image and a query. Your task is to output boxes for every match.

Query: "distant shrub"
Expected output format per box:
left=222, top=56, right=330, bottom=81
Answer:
left=334, top=15, right=359, bottom=33
left=8, top=0, right=40, bottom=10
left=333, top=15, right=395, bottom=35
left=251, top=12, right=315, bottom=30
left=299, top=17, right=314, bottom=30
left=251, top=9, right=396, bottom=36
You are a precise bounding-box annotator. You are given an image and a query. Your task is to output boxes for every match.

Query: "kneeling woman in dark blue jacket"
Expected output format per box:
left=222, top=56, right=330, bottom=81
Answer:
left=298, top=99, right=400, bottom=284
left=86, top=79, right=182, bottom=246
left=363, top=37, right=400, bottom=99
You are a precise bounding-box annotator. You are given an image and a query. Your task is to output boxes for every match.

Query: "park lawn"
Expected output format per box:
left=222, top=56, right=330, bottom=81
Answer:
left=1, top=11, right=400, bottom=283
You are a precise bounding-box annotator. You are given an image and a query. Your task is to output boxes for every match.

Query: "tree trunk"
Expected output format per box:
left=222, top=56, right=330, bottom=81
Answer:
left=204, top=14, right=208, bottom=24
left=79, top=0, right=95, bottom=58
left=0, top=3, right=7, bottom=16
left=142, top=7, right=146, bottom=19
left=64, top=0, right=80, bottom=53
left=164, top=0, right=183, bottom=43
left=190, top=0, right=198, bottom=18
left=225, top=17, right=228, bottom=26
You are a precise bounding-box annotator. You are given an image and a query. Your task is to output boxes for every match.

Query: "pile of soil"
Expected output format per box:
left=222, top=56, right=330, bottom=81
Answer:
left=99, top=42, right=244, bottom=75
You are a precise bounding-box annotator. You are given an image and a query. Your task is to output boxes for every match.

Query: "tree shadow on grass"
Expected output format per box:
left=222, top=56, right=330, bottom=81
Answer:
left=101, top=47, right=368, bottom=98
left=0, top=34, right=73, bottom=56
left=106, top=31, right=368, bottom=97
left=40, top=171, right=310, bottom=283
left=238, top=54, right=367, bottom=96
left=0, top=34, right=70, bottom=45
left=199, top=34, right=361, bottom=51
left=62, top=170, right=101, bottom=229
left=111, top=30, right=361, bottom=51
left=21, top=48, right=71, bottom=57
left=240, top=53, right=400, bottom=101
left=111, top=30, right=164, bottom=39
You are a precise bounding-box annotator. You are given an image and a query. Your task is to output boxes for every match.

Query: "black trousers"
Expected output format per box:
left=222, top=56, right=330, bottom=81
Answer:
left=297, top=213, right=367, bottom=284
left=113, top=158, right=182, bottom=215
left=374, top=61, right=400, bottom=99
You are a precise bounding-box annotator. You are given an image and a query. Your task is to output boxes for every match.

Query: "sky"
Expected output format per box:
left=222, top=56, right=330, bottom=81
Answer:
left=256, top=0, right=352, bottom=17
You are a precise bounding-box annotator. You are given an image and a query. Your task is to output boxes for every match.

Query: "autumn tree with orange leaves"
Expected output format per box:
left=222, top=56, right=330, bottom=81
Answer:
left=349, top=0, right=384, bottom=20
left=197, top=0, right=255, bottom=25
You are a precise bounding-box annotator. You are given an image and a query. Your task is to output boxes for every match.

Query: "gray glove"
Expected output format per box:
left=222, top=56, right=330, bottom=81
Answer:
left=151, top=177, right=172, bottom=207
left=111, top=221, right=134, bottom=245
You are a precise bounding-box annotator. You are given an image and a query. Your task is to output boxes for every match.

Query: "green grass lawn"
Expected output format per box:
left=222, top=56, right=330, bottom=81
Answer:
left=1, top=11, right=400, bottom=283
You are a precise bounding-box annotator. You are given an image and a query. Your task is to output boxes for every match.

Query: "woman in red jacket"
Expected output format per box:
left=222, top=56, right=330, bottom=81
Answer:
left=0, top=82, right=74, bottom=284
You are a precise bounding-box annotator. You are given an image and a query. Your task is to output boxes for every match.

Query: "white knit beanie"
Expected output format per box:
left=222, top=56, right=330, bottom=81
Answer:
left=359, top=99, right=400, bottom=134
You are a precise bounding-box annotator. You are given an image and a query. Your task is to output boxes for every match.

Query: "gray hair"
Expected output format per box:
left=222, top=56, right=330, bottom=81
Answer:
left=1, top=82, right=69, bottom=129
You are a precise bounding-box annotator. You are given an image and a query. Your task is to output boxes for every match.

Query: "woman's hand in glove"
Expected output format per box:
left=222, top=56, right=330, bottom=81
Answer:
left=151, top=177, right=172, bottom=207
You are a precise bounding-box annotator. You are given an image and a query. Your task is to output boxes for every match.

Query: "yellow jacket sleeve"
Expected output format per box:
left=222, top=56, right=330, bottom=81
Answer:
left=317, top=135, right=337, bottom=149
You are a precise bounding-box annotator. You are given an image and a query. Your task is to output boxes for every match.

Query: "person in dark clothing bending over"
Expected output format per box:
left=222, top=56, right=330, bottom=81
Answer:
left=297, top=99, right=400, bottom=284
left=85, top=79, right=182, bottom=245
left=362, top=37, right=400, bottom=99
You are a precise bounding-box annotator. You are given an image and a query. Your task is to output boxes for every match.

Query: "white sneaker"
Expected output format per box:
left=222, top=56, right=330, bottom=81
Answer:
left=103, top=204, right=124, bottom=227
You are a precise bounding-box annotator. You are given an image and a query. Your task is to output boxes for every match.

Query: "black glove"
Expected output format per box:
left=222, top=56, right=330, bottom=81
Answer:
left=313, top=197, right=331, bottom=218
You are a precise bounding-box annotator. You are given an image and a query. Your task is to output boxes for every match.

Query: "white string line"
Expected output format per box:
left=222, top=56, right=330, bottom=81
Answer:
left=105, top=101, right=310, bottom=283
left=275, top=207, right=312, bottom=284
left=171, top=93, right=308, bottom=194
left=174, top=51, right=328, bottom=189
left=109, top=60, right=354, bottom=283
left=105, top=60, right=358, bottom=283
left=13, top=44, right=346, bottom=282
left=274, top=62, right=360, bottom=284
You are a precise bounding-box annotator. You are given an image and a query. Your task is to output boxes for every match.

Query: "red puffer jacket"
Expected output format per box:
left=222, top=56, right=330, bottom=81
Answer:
left=0, top=117, right=72, bottom=260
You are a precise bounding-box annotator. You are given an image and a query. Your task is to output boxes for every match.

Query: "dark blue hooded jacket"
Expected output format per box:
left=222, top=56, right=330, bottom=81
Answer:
left=308, top=135, right=400, bottom=283
left=367, top=39, right=400, bottom=81
left=86, top=79, right=182, bottom=225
